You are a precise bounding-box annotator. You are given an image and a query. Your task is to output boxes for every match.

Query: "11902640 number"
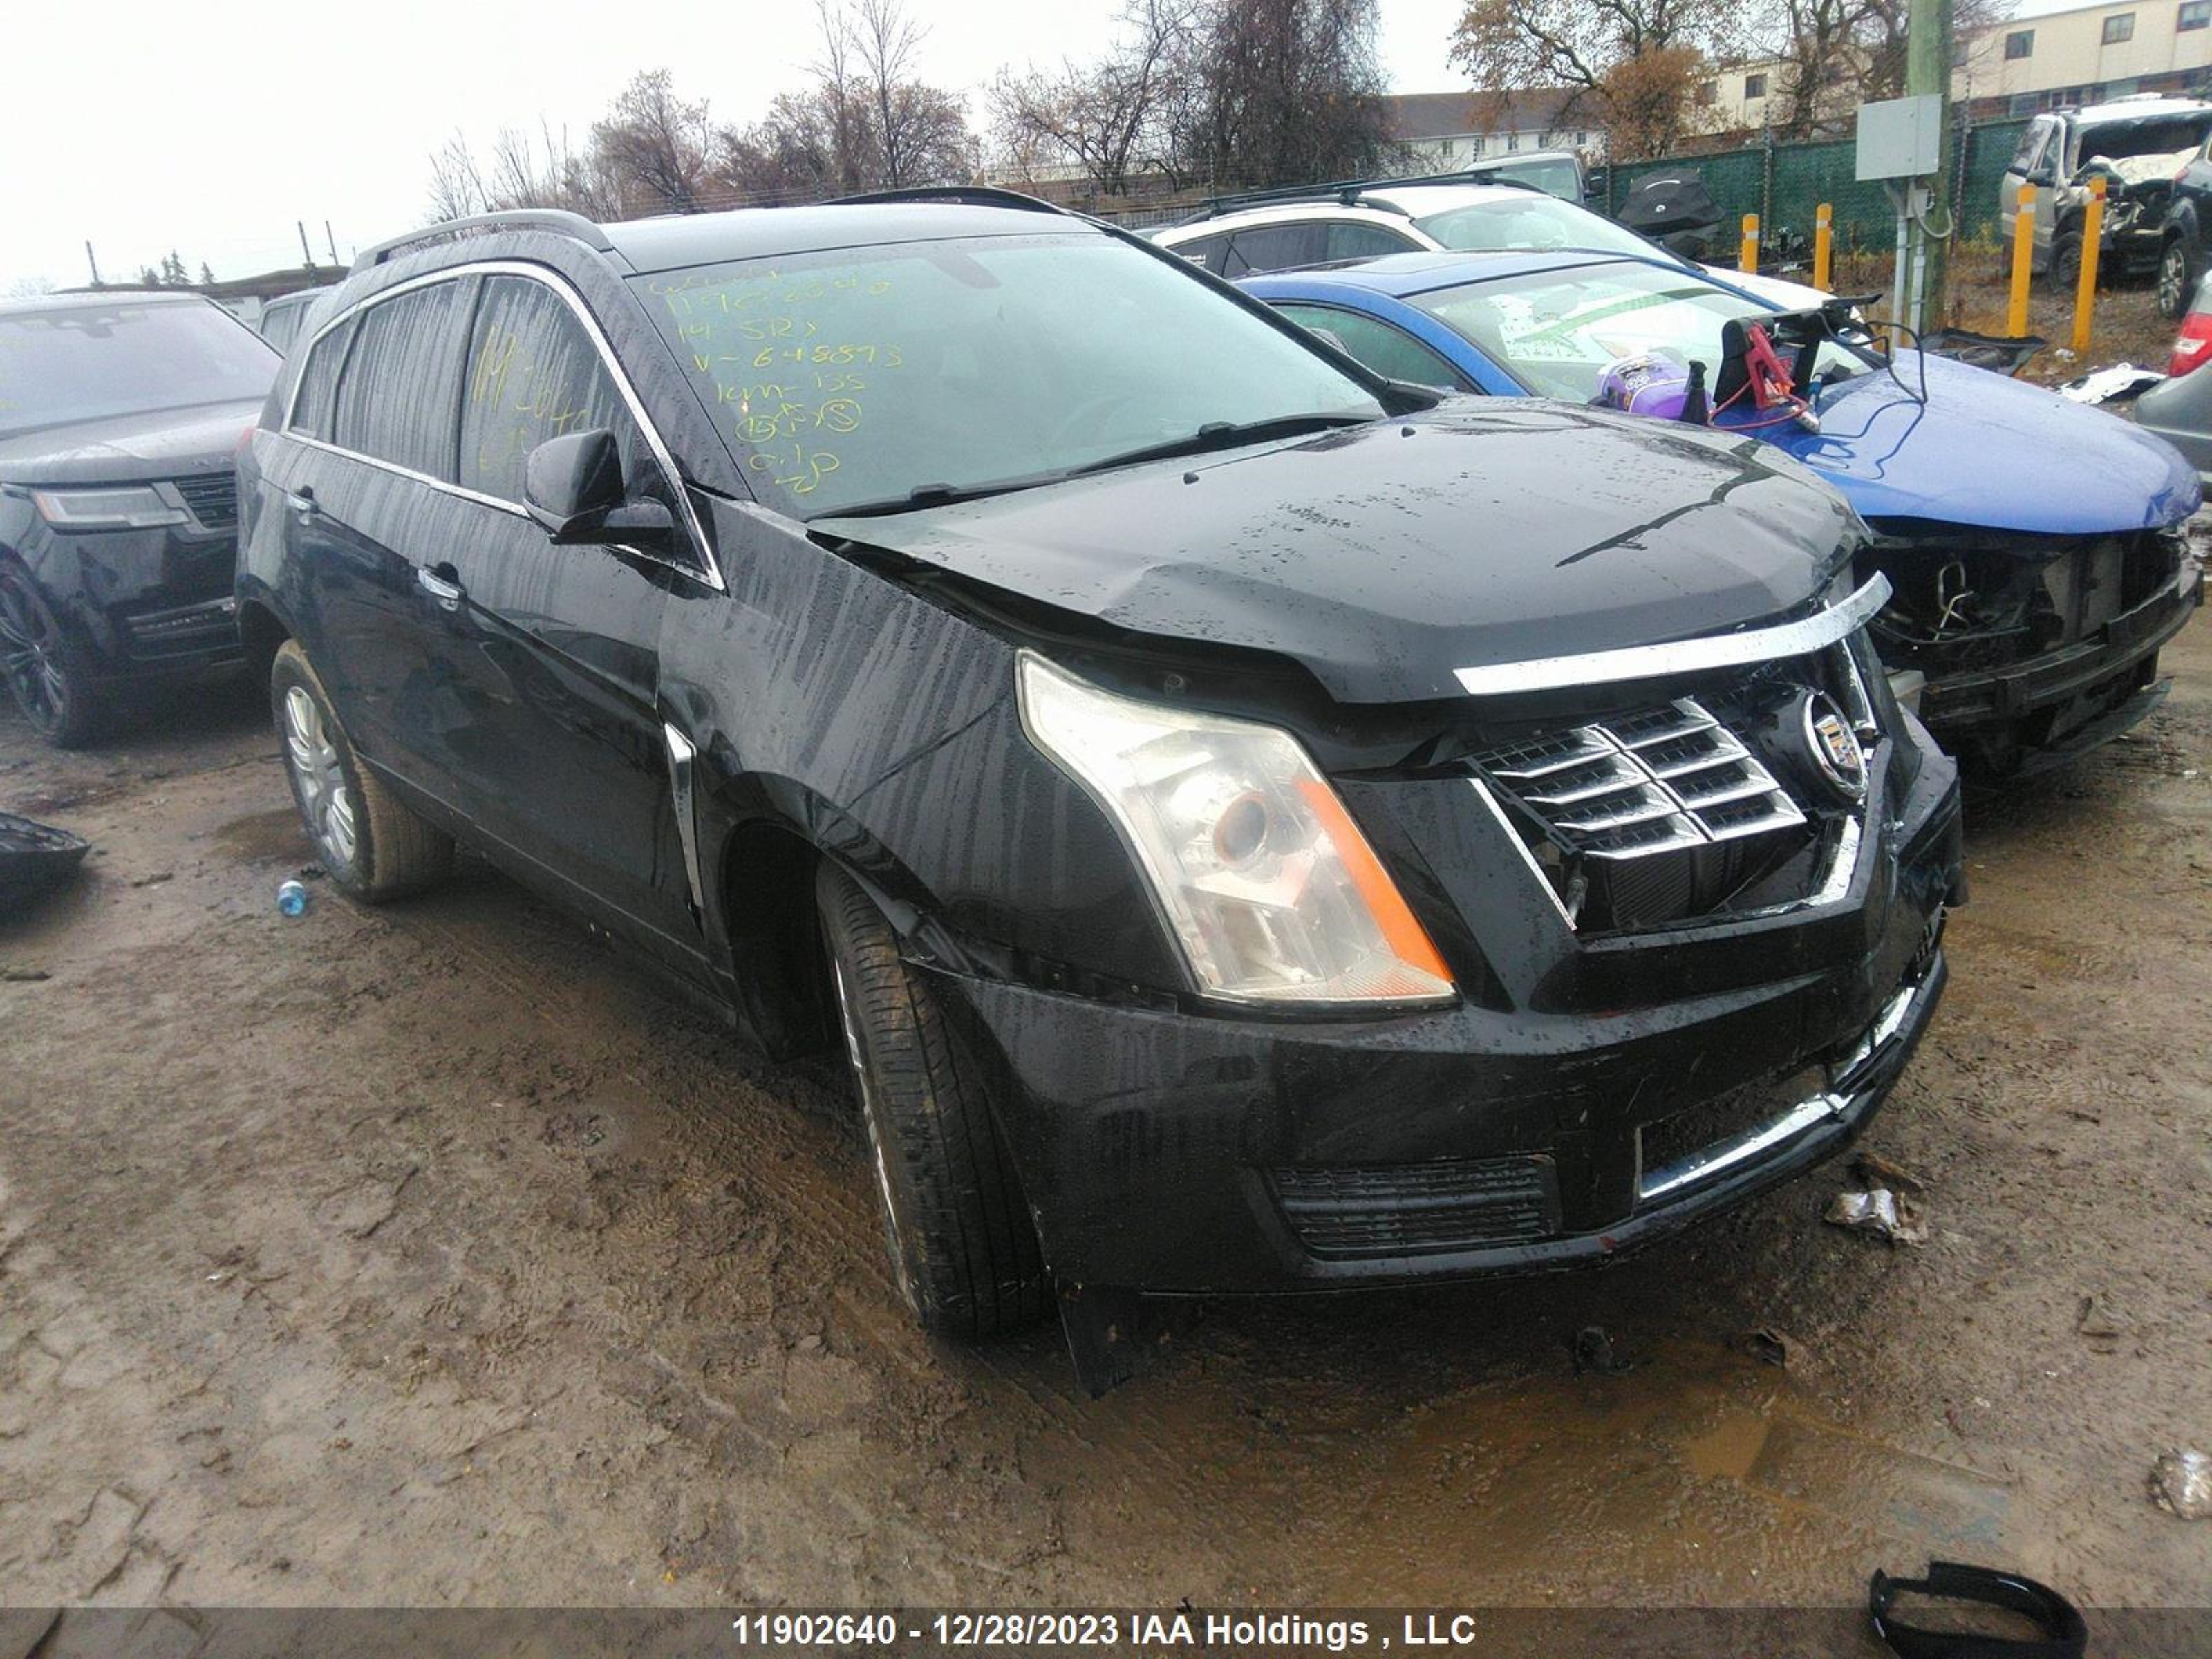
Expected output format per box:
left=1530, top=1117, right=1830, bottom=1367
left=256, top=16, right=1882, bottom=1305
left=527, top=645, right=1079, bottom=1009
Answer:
left=729, top=1613, right=901, bottom=1645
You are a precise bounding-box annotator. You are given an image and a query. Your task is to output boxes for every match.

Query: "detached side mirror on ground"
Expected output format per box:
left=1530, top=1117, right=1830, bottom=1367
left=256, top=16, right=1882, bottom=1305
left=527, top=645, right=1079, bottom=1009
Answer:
left=523, top=429, right=673, bottom=549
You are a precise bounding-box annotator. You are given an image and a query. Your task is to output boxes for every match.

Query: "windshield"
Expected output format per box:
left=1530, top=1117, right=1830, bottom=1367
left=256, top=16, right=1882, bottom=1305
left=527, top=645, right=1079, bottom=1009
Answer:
left=0, top=301, right=279, bottom=438
left=1468, top=157, right=1583, bottom=200
left=1414, top=196, right=1662, bottom=260
left=1411, top=261, right=1865, bottom=402
left=636, top=232, right=1385, bottom=518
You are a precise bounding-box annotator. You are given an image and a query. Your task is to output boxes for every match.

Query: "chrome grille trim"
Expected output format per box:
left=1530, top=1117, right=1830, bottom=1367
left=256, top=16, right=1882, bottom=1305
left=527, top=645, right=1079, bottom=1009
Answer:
left=1473, top=697, right=1805, bottom=861
left=1452, top=576, right=1891, bottom=697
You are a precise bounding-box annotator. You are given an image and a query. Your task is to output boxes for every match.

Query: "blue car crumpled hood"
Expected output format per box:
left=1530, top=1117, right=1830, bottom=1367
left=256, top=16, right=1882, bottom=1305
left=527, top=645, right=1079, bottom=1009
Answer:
left=1741, top=353, right=2200, bottom=533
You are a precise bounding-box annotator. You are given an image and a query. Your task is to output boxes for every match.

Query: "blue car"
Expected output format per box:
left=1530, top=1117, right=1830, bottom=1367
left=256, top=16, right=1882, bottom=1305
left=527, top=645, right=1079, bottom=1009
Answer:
left=1243, top=251, right=2204, bottom=774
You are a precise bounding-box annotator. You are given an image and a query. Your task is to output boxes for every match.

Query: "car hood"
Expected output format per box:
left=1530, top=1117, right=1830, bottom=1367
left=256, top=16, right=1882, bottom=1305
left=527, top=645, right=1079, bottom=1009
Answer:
left=814, top=402, right=1862, bottom=704
left=1747, top=353, right=2200, bottom=532
left=0, top=400, right=263, bottom=487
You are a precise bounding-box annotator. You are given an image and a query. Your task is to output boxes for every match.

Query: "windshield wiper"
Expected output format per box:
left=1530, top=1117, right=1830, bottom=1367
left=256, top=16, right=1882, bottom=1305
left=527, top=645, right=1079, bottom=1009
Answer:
left=807, top=472, right=1065, bottom=521
left=1068, top=412, right=1374, bottom=477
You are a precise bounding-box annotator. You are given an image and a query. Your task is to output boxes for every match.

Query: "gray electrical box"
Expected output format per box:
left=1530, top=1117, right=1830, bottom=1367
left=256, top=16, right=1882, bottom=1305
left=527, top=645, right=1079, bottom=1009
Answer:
left=1855, top=94, right=1944, bottom=180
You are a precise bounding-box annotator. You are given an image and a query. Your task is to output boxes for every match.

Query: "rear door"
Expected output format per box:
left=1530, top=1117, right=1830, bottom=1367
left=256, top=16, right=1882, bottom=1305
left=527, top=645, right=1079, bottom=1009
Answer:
left=275, top=277, right=481, bottom=805
left=440, top=271, right=697, bottom=955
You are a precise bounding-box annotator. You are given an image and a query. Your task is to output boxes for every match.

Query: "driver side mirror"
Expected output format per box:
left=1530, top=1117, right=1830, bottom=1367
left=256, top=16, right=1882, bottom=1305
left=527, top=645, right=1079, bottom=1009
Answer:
left=523, top=429, right=673, bottom=549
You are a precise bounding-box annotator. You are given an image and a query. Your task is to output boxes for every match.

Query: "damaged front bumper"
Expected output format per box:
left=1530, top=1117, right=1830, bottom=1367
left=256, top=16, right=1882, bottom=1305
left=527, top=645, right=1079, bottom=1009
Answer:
left=1872, top=529, right=2202, bottom=766
left=928, top=736, right=1962, bottom=1297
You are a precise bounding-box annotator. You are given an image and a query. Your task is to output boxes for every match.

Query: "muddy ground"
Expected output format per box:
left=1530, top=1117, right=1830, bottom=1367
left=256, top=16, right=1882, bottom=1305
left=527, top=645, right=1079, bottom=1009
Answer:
left=3, top=581, right=2210, bottom=1631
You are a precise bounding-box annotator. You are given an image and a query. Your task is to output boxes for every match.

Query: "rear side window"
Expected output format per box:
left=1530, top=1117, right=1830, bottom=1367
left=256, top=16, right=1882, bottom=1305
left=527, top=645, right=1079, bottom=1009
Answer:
left=1324, top=223, right=1418, bottom=261
left=288, top=315, right=355, bottom=442
left=1168, top=232, right=1231, bottom=274
left=458, top=275, right=644, bottom=503
left=330, top=279, right=471, bottom=480
left=1275, top=303, right=1471, bottom=391
left=1224, top=224, right=1327, bottom=276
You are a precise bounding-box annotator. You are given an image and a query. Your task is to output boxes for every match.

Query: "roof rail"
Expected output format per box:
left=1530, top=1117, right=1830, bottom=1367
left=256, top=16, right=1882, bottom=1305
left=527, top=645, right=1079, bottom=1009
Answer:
left=1177, top=165, right=1547, bottom=225
left=352, top=209, right=616, bottom=272
left=828, top=185, right=1072, bottom=216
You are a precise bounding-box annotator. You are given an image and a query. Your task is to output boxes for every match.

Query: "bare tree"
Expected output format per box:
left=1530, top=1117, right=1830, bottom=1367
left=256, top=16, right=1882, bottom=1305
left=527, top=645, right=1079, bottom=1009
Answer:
left=1190, top=0, right=1396, bottom=187
left=592, top=71, right=718, bottom=214
left=988, top=0, right=1200, bottom=194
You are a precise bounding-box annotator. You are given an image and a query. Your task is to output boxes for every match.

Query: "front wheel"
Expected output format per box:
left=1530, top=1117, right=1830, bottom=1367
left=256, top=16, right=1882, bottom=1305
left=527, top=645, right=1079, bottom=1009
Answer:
left=2159, top=238, right=2198, bottom=318
left=270, top=640, right=453, bottom=902
left=2046, top=228, right=2085, bottom=292
left=0, top=563, right=102, bottom=748
left=816, top=861, right=1047, bottom=1338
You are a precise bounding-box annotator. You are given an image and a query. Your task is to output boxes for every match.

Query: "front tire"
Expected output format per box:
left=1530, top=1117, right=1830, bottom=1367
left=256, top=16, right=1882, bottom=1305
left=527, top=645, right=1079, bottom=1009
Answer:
left=0, top=563, right=102, bottom=748
left=816, top=862, right=1047, bottom=1338
left=2046, top=227, right=2085, bottom=292
left=270, top=640, right=453, bottom=902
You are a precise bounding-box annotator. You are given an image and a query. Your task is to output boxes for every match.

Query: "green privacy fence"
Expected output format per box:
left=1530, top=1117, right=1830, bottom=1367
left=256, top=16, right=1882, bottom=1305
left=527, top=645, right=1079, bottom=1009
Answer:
left=1599, top=118, right=2032, bottom=256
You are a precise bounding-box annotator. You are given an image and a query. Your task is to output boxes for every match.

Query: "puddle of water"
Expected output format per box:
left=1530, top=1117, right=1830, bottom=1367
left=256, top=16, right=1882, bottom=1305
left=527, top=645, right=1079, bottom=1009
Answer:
left=212, top=808, right=309, bottom=865
left=1684, top=1412, right=1770, bottom=1481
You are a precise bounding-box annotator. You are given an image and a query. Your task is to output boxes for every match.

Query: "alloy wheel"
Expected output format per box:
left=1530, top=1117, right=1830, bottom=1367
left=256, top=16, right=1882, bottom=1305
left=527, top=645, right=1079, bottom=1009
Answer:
left=283, top=685, right=358, bottom=869
left=2160, top=243, right=2191, bottom=317
left=0, top=576, right=71, bottom=736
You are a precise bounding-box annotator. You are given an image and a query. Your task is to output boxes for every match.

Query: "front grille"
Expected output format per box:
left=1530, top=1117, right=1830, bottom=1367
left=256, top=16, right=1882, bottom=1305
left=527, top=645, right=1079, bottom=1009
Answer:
left=170, top=473, right=238, bottom=532
left=1477, top=698, right=1803, bottom=860
left=1272, top=1156, right=1558, bottom=1257
left=1465, top=651, right=1873, bottom=933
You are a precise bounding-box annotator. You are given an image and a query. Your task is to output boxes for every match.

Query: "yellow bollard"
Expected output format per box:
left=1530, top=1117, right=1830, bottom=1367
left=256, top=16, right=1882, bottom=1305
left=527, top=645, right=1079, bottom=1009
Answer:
left=2008, top=182, right=2036, bottom=337
left=1813, top=203, right=1833, bottom=292
left=2073, top=176, right=2106, bottom=357
left=1741, top=214, right=1760, bottom=274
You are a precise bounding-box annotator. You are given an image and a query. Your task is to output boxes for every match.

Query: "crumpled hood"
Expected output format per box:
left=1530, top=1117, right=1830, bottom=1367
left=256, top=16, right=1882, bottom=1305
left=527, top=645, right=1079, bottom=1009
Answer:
left=0, top=400, right=263, bottom=487
left=816, top=401, right=1861, bottom=704
left=1748, top=353, right=2201, bottom=532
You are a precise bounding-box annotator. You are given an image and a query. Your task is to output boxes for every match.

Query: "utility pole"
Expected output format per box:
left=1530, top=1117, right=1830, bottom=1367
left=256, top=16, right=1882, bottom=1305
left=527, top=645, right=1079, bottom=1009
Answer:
left=84, top=241, right=103, bottom=288
left=325, top=221, right=339, bottom=265
left=297, top=219, right=315, bottom=272
left=1905, top=0, right=1954, bottom=325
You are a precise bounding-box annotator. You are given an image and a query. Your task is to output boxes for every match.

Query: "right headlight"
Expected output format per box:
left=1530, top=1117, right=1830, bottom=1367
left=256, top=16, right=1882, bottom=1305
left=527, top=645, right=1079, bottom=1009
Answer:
left=1016, top=651, right=1455, bottom=1009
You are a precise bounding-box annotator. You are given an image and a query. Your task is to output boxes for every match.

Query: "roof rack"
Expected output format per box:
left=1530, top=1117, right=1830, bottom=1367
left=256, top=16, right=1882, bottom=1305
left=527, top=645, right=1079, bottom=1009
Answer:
left=828, top=185, right=1072, bottom=216
left=1176, top=165, right=1546, bottom=226
left=353, top=209, right=616, bottom=272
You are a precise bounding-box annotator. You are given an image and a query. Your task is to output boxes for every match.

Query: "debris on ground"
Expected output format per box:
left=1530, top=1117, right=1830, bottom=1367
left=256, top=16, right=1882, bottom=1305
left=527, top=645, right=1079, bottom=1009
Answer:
left=2058, top=363, right=2164, bottom=404
left=1, top=965, right=53, bottom=982
left=1825, top=1152, right=1930, bottom=1246
left=1744, top=1328, right=1792, bottom=1368
left=2074, top=1294, right=2129, bottom=1353
left=276, top=879, right=310, bottom=917
left=0, top=812, right=90, bottom=910
left=1571, top=1325, right=1637, bottom=1376
left=2151, top=1450, right=2212, bottom=1519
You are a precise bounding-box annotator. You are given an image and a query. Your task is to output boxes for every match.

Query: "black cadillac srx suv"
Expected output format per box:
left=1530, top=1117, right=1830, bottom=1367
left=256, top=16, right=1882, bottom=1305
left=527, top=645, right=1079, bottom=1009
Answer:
left=2, top=291, right=279, bottom=744
left=236, top=194, right=1963, bottom=1369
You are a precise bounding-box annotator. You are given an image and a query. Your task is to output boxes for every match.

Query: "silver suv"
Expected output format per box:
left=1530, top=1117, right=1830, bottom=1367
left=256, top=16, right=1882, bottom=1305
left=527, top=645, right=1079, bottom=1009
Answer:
left=2001, top=95, right=2212, bottom=287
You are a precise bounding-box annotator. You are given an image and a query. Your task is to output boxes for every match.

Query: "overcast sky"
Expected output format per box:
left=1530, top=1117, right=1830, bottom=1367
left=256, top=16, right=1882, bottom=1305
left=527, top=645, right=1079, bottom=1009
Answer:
left=0, top=0, right=1468, bottom=292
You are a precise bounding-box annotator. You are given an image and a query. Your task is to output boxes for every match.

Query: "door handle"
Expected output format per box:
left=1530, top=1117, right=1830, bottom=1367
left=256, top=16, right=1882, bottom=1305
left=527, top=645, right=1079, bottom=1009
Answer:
left=417, top=563, right=465, bottom=608
left=286, top=487, right=319, bottom=517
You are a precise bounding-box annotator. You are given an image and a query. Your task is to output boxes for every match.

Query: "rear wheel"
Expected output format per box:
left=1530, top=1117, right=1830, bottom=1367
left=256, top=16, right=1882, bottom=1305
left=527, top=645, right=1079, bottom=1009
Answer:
left=270, top=639, right=453, bottom=901
left=816, top=861, right=1047, bottom=1338
left=0, top=564, right=102, bottom=748
left=2159, top=237, right=2197, bottom=319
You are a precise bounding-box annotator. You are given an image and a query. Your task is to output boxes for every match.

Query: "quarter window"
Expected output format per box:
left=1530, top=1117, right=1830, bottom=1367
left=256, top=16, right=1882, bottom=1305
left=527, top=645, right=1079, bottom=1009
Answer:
left=330, top=280, right=471, bottom=480
left=288, top=315, right=355, bottom=442
left=458, top=275, right=646, bottom=505
left=2103, top=12, right=2135, bottom=41
left=1222, top=224, right=1327, bottom=275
